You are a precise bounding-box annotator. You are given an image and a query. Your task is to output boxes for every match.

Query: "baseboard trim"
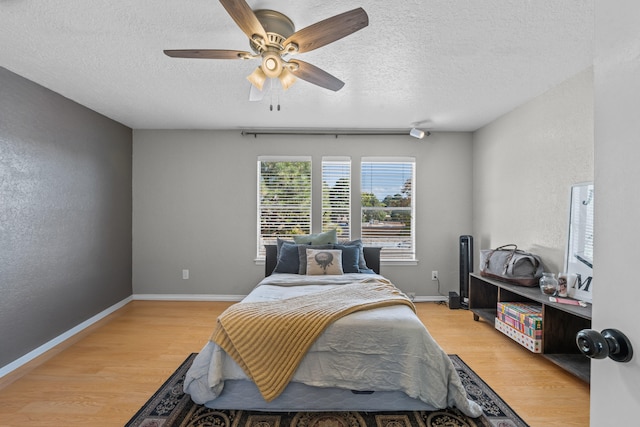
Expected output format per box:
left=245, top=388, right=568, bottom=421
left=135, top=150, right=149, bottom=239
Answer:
left=131, top=294, right=444, bottom=303
left=414, top=296, right=447, bottom=302
left=132, top=294, right=245, bottom=302
left=0, top=295, right=133, bottom=384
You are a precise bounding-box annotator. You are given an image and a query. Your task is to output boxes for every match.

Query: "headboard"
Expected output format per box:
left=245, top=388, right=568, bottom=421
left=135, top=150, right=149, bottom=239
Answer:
left=265, top=245, right=381, bottom=276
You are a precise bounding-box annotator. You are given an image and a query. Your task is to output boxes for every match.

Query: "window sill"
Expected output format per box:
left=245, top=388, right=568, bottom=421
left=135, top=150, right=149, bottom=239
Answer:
left=381, top=259, right=419, bottom=266
left=256, top=259, right=419, bottom=267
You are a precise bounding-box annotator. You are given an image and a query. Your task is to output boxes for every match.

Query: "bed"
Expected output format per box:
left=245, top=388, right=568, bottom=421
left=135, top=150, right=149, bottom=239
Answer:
left=183, top=243, right=482, bottom=417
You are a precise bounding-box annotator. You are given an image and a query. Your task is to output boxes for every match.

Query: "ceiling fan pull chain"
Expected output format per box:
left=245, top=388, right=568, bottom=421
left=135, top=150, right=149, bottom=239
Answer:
left=269, top=90, right=273, bottom=111
left=268, top=89, right=281, bottom=111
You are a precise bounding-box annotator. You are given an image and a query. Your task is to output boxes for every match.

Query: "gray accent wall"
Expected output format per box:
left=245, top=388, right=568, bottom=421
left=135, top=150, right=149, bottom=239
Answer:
left=133, top=130, right=474, bottom=297
left=0, top=67, right=132, bottom=368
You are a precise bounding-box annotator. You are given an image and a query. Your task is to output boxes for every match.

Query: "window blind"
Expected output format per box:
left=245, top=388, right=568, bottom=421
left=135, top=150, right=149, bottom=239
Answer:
left=322, top=158, right=351, bottom=239
left=257, top=157, right=312, bottom=257
left=361, top=158, right=415, bottom=260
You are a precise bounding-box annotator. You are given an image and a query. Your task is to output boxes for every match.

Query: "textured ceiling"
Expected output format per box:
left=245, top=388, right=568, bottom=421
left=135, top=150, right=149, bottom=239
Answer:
left=0, top=0, right=594, bottom=131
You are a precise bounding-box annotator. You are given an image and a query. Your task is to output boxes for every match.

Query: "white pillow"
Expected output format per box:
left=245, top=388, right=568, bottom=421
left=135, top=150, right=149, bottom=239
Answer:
left=306, top=249, right=343, bottom=275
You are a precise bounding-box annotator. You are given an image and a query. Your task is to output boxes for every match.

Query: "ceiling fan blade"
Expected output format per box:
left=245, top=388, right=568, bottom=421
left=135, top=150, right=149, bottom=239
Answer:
left=164, top=49, right=252, bottom=59
left=219, top=0, right=268, bottom=42
left=288, top=60, right=345, bottom=92
left=284, top=8, right=368, bottom=54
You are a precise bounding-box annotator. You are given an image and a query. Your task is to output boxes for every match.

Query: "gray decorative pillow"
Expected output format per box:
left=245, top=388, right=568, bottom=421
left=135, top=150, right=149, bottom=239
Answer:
left=306, top=249, right=343, bottom=275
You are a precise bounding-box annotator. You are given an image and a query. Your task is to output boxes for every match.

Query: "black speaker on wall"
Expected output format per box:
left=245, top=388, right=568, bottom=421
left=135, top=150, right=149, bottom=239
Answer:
left=459, top=235, right=473, bottom=309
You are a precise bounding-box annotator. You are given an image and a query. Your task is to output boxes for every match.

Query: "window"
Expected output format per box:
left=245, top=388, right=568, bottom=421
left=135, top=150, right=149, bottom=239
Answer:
left=361, top=158, right=415, bottom=261
left=257, top=157, right=311, bottom=257
left=322, top=157, right=351, bottom=239
left=257, top=156, right=416, bottom=262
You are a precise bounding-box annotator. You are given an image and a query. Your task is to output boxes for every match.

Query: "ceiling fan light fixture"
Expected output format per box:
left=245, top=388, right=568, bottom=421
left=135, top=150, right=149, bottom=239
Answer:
left=265, top=58, right=278, bottom=71
left=261, top=53, right=283, bottom=78
left=247, top=66, right=267, bottom=91
left=278, top=67, right=296, bottom=90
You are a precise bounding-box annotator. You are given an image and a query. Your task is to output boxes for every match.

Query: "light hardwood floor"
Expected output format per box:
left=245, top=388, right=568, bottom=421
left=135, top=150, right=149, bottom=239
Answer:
left=0, top=301, right=590, bottom=427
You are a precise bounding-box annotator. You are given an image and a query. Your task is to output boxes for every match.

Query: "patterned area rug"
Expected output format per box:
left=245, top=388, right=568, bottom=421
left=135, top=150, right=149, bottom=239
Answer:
left=125, top=354, right=528, bottom=427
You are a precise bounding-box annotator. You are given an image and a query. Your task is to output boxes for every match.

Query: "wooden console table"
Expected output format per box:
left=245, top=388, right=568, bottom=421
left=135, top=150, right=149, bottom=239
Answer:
left=468, top=273, right=592, bottom=382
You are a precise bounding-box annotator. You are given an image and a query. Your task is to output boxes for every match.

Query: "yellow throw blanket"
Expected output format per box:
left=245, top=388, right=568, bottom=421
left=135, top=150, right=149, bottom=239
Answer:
left=211, top=278, right=415, bottom=402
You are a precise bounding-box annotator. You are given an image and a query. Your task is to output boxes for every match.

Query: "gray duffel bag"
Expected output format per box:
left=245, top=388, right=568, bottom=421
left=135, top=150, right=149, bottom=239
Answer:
left=479, top=244, right=544, bottom=286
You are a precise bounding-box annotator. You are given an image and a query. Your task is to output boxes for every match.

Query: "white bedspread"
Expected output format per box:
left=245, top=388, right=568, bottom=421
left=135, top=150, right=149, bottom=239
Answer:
left=183, top=273, right=483, bottom=417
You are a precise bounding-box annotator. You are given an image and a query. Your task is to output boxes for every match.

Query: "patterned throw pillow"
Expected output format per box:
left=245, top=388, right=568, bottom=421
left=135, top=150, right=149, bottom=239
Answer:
left=297, top=244, right=333, bottom=274
left=306, top=249, right=343, bottom=275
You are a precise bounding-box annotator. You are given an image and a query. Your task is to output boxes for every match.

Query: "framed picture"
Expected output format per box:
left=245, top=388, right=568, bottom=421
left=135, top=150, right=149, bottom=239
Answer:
left=564, top=182, right=594, bottom=303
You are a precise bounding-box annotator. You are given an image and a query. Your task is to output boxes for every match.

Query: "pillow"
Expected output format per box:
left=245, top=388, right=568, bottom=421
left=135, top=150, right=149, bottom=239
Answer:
left=273, top=242, right=300, bottom=274
left=293, top=229, right=338, bottom=245
left=298, top=244, right=333, bottom=274
left=276, top=237, right=296, bottom=257
left=333, top=244, right=360, bottom=273
left=337, top=239, right=370, bottom=272
left=306, top=249, right=343, bottom=275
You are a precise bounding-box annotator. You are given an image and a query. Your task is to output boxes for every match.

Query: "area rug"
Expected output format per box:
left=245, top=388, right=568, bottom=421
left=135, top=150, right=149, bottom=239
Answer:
left=125, top=354, right=528, bottom=427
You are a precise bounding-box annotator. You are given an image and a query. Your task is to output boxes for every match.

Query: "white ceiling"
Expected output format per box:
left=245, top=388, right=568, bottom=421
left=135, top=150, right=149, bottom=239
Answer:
left=0, top=0, right=594, bottom=132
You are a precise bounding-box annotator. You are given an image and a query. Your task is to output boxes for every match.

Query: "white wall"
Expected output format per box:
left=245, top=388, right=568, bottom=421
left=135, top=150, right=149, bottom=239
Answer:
left=472, top=68, right=594, bottom=272
left=132, top=130, right=473, bottom=297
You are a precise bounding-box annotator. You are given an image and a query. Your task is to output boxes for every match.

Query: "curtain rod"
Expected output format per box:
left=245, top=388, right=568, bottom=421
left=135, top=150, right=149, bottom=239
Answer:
left=240, top=129, right=413, bottom=138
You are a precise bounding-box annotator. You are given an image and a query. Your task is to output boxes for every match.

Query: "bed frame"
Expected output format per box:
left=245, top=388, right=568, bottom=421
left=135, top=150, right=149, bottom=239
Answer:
left=264, top=244, right=381, bottom=276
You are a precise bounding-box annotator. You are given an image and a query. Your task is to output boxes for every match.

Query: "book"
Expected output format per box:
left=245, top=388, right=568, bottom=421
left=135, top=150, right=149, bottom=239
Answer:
left=497, top=302, right=543, bottom=329
left=496, top=312, right=542, bottom=338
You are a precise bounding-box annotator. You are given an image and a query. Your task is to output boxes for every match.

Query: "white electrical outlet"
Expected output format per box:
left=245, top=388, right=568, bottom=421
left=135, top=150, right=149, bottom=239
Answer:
left=182, top=269, right=189, bottom=280
left=431, top=270, right=438, bottom=280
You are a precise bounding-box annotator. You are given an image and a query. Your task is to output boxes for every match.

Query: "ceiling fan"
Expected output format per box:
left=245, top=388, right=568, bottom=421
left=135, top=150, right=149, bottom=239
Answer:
left=164, top=0, right=369, bottom=93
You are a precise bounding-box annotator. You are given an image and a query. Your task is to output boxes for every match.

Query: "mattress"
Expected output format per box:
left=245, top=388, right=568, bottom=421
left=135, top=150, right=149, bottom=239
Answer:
left=183, top=273, right=483, bottom=417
